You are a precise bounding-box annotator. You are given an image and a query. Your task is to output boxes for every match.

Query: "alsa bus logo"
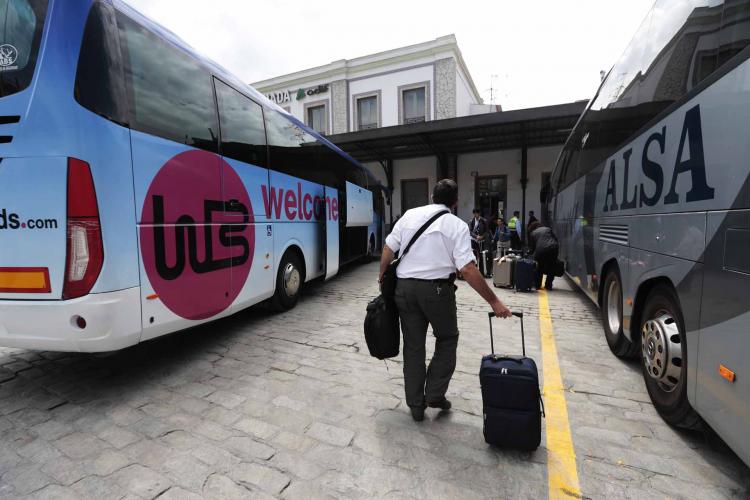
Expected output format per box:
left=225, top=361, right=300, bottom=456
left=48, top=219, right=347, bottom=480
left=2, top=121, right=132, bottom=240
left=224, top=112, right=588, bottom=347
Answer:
left=139, top=150, right=254, bottom=321
left=602, top=104, right=715, bottom=212
left=0, top=209, right=58, bottom=230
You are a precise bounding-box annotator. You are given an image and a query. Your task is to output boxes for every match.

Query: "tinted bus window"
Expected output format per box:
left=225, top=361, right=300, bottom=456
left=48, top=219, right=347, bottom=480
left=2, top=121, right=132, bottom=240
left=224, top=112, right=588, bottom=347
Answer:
left=215, top=79, right=267, bottom=167
left=118, top=13, right=218, bottom=152
left=75, top=2, right=128, bottom=126
left=0, top=0, right=48, bottom=97
left=266, top=110, right=330, bottom=184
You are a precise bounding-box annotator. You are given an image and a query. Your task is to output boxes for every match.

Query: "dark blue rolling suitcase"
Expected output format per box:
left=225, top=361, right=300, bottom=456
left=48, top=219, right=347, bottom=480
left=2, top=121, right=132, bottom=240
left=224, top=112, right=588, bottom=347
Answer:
left=480, top=312, right=544, bottom=450
left=514, top=257, right=536, bottom=292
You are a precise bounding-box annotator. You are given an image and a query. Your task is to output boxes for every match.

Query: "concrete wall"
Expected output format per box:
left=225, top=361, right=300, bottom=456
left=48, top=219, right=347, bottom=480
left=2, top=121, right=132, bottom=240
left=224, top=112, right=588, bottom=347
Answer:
left=456, top=68, right=476, bottom=117
left=349, top=65, right=434, bottom=128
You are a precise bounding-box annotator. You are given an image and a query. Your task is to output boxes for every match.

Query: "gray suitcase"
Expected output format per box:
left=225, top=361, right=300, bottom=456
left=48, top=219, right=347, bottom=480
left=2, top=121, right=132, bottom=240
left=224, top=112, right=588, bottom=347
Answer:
left=493, top=254, right=516, bottom=288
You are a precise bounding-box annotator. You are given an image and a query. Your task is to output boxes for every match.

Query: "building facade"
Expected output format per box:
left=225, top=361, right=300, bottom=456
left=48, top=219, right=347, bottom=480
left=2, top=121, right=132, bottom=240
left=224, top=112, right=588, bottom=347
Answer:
left=253, top=35, right=495, bottom=136
left=255, top=37, right=584, bottom=228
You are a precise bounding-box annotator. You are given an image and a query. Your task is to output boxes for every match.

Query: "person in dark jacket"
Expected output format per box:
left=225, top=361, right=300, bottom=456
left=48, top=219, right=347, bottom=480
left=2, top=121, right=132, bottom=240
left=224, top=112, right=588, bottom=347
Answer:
left=528, top=221, right=559, bottom=290
left=467, top=208, right=489, bottom=258
left=491, top=217, right=511, bottom=256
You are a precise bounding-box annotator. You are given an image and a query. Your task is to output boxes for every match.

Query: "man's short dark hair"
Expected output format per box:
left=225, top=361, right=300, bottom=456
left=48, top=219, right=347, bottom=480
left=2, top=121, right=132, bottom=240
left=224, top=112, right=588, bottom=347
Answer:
left=433, top=179, right=459, bottom=207
left=514, top=211, right=520, bottom=216
left=472, top=208, right=481, bottom=214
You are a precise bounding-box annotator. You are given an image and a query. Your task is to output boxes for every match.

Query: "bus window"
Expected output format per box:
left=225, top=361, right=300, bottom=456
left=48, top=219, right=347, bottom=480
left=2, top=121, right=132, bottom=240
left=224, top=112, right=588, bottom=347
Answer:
left=265, top=110, right=332, bottom=185
left=710, top=1, right=750, bottom=80
left=215, top=79, right=267, bottom=167
left=117, top=13, right=219, bottom=153
left=75, top=2, right=128, bottom=126
left=0, top=0, right=48, bottom=98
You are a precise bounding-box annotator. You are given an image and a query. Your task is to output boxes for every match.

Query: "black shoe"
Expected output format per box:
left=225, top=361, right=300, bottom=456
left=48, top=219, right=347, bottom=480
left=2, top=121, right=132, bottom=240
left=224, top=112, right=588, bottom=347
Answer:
left=427, top=398, right=452, bottom=411
left=545, top=283, right=553, bottom=290
left=410, top=406, right=425, bottom=422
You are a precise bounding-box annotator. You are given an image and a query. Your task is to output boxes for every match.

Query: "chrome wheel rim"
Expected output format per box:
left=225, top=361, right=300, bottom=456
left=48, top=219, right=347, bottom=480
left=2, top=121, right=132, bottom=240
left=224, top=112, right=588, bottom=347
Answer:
left=642, top=309, right=683, bottom=392
left=606, top=279, right=622, bottom=334
left=283, top=263, right=301, bottom=297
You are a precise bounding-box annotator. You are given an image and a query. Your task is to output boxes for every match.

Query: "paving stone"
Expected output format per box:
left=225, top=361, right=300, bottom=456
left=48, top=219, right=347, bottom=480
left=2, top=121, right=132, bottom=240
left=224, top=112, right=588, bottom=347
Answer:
left=0, top=263, right=748, bottom=499
left=25, top=484, right=80, bottom=500
left=53, top=432, right=108, bottom=460
left=230, top=461, right=291, bottom=494
left=71, top=475, right=127, bottom=499
left=96, top=425, right=142, bottom=449
left=306, top=422, right=355, bottom=447
left=158, top=486, right=204, bottom=500
left=111, top=464, right=172, bottom=498
left=1, top=464, right=53, bottom=496
left=233, top=417, right=280, bottom=440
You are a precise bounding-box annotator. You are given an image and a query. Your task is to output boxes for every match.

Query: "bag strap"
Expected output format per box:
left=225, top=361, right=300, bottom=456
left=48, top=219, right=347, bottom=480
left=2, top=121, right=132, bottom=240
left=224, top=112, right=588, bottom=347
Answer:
left=396, top=210, right=450, bottom=266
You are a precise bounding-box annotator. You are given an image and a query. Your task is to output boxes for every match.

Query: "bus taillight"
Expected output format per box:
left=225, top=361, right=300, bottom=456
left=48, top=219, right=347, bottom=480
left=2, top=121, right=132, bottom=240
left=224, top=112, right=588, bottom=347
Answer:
left=63, top=158, right=104, bottom=300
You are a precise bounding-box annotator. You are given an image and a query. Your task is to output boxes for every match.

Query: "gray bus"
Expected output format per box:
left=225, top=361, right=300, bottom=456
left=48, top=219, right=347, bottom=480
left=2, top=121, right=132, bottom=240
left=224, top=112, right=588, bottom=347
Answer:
left=548, top=0, right=750, bottom=465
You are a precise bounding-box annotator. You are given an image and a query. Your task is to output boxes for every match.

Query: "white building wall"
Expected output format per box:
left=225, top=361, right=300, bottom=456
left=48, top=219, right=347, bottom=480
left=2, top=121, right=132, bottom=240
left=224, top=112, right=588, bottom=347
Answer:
left=349, top=65, right=435, bottom=128
left=455, top=69, right=475, bottom=117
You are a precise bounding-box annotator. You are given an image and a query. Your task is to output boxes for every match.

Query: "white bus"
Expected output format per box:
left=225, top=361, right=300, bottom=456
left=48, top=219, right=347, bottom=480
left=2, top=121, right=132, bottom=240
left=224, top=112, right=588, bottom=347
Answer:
left=0, top=0, right=383, bottom=352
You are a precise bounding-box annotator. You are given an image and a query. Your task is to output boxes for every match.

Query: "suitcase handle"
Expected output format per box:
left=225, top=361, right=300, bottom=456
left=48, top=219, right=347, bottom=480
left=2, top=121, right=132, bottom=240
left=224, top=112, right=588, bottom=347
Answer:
left=487, top=311, right=525, bottom=357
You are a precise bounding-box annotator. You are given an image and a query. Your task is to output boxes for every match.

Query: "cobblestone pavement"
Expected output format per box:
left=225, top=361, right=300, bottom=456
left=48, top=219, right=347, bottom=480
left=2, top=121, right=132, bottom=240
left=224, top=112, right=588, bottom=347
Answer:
left=0, top=262, right=749, bottom=499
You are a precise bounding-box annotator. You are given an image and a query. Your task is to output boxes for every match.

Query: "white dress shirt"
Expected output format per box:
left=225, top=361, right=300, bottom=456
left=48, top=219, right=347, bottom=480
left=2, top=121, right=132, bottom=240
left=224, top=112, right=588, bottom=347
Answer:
left=385, top=204, right=476, bottom=279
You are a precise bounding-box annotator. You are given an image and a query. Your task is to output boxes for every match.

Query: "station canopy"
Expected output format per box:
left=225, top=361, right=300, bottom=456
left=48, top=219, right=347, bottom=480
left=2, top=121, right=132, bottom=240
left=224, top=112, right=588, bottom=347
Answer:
left=327, top=101, right=588, bottom=163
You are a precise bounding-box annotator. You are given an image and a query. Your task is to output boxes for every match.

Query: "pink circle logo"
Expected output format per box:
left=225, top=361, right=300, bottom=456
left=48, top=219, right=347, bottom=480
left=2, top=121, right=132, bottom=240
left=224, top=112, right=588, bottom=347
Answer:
left=140, top=150, right=254, bottom=320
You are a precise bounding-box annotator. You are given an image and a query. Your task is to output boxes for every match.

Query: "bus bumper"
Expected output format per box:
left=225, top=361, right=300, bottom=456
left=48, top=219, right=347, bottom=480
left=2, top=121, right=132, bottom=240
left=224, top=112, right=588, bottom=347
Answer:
left=0, top=287, right=142, bottom=352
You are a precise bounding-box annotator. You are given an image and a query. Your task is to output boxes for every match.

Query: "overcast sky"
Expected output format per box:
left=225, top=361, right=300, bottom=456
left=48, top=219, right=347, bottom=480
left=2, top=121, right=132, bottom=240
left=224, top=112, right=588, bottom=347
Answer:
left=124, top=0, right=655, bottom=110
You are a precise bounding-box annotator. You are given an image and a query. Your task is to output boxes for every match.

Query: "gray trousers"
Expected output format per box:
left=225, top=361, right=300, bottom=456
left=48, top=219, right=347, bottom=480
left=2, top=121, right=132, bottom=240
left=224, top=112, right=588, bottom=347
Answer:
left=394, top=279, right=459, bottom=408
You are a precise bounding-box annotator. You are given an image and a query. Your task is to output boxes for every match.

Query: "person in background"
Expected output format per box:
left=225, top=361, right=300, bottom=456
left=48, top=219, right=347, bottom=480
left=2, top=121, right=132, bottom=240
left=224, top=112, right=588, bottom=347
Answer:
left=528, top=221, right=560, bottom=290
left=467, top=208, right=489, bottom=258
left=492, top=217, right=511, bottom=257
left=508, top=211, right=522, bottom=250
left=379, top=180, right=512, bottom=422
left=527, top=211, right=538, bottom=235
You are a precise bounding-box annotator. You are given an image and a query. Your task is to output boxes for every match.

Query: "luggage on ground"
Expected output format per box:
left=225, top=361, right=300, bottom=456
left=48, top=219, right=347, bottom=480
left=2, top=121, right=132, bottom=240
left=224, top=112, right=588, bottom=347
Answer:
left=364, top=295, right=400, bottom=359
left=492, top=254, right=516, bottom=288
left=514, top=257, right=536, bottom=292
left=480, top=311, right=543, bottom=450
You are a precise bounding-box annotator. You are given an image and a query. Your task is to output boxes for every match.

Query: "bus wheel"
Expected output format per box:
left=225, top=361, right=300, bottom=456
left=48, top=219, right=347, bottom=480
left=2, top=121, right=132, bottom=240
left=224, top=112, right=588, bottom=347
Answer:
left=640, top=285, right=701, bottom=429
left=272, top=252, right=304, bottom=311
left=601, top=268, right=637, bottom=358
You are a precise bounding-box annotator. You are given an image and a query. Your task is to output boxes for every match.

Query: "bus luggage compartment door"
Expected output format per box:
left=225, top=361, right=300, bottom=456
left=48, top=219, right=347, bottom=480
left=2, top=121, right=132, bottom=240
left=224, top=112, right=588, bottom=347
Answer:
left=324, top=186, right=339, bottom=280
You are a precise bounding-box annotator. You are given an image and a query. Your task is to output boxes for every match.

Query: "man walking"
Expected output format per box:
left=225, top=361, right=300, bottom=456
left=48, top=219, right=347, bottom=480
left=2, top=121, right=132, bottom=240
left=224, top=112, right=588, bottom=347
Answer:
left=379, top=180, right=512, bottom=422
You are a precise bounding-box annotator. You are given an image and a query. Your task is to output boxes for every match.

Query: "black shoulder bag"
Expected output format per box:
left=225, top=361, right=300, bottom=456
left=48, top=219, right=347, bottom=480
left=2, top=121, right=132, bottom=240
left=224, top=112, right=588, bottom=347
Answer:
left=364, top=210, right=449, bottom=360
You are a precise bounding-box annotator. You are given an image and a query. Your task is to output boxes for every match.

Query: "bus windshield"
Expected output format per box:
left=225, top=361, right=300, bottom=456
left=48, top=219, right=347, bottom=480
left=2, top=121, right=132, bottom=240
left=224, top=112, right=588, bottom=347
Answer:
left=0, top=0, right=47, bottom=97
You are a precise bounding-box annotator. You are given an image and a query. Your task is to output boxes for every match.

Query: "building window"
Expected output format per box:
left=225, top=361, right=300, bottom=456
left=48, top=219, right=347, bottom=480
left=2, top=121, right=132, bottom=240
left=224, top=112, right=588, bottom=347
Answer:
left=398, top=82, right=430, bottom=125
left=401, top=178, right=429, bottom=213
left=304, top=101, right=328, bottom=134
left=353, top=91, right=381, bottom=131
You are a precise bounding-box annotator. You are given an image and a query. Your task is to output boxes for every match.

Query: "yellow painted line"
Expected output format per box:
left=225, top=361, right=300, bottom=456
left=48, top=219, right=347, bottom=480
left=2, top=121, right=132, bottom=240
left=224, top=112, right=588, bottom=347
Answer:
left=538, top=289, right=582, bottom=500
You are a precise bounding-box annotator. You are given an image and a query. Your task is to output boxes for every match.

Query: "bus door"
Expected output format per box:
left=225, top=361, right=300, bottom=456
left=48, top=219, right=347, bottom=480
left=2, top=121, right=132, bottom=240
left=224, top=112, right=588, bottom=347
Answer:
left=324, top=186, right=339, bottom=280
left=213, top=79, right=274, bottom=310
left=696, top=210, right=750, bottom=456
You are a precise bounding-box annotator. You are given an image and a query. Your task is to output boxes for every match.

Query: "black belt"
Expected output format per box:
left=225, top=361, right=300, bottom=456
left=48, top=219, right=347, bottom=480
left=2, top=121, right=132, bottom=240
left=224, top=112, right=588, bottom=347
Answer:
left=400, top=273, right=456, bottom=284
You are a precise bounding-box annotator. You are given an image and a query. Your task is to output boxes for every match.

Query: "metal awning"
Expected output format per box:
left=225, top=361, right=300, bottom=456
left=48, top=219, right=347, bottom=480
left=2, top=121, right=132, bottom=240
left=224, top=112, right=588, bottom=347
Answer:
left=327, top=101, right=588, bottom=163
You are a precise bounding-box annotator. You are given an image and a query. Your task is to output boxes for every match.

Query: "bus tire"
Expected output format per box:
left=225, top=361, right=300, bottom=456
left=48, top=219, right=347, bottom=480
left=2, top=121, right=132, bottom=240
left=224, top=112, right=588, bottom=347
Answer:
left=639, top=285, right=702, bottom=429
left=601, top=268, right=638, bottom=358
left=272, top=251, right=305, bottom=312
